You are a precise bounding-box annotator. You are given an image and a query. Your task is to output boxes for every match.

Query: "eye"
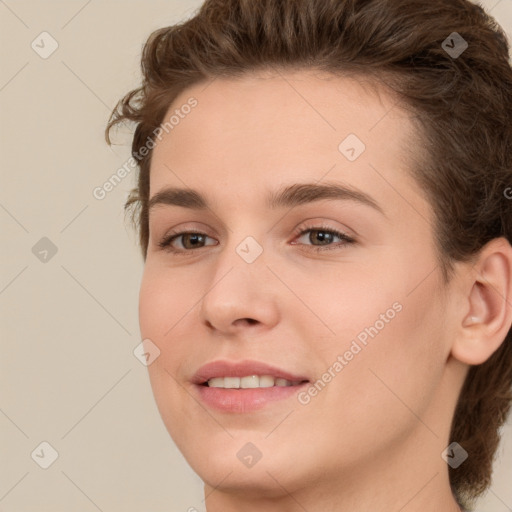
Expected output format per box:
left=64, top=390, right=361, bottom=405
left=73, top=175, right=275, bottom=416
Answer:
left=157, top=224, right=356, bottom=255
left=158, top=230, right=217, bottom=253
left=291, top=224, right=356, bottom=252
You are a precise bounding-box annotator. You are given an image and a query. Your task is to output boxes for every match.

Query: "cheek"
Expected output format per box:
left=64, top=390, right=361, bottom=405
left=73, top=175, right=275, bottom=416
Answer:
left=336, top=280, right=447, bottom=431
left=139, top=267, right=194, bottom=339
left=138, top=269, right=196, bottom=391
left=138, top=271, right=192, bottom=437
left=138, top=277, right=164, bottom=340
left=303, top=260, right=448, bottom=419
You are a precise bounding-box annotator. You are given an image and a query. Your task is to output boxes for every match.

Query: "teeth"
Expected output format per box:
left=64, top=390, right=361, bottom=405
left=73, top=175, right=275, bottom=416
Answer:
left=207, top=377, right=225, bottom=388
left=259, top=375, right=274, bottom=387
left=224, top=377, right=240, bottom=388
left=240, top=375, right=259, bottom=388
left=206, top=375, right=300, bottom=388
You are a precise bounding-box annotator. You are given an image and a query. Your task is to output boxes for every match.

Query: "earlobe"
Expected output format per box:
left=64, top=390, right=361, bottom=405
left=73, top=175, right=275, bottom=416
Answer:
left=451, top=237, right=512, bottom=366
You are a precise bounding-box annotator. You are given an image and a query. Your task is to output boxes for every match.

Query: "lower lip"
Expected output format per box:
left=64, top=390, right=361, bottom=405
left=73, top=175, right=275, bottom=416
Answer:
left=195, top=383, right=309, bottom=413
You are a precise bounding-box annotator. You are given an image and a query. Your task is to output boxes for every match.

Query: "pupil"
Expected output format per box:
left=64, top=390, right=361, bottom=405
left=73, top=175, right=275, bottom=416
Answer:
left=186, top=234, right=203, bottom=248
left=314, top=230, right=332, bottom=245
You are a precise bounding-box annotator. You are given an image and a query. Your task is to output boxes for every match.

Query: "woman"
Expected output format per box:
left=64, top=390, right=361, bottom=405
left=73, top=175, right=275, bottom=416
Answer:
left=106, top=0, right=512, bottom=510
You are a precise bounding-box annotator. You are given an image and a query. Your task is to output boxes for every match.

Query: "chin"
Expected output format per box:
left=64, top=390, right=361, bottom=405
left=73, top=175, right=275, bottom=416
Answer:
left=198, top=461, right=305, bottom=499
left=176, top=430, right=317, bottom=497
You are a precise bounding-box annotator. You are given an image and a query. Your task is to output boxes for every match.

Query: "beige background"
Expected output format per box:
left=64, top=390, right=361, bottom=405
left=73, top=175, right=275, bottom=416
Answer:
left=1, top=1, right=511, bottom=510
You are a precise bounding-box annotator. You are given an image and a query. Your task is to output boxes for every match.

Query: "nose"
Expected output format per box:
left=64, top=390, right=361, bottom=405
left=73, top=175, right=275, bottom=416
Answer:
left=199, top=242, right=280, bottom=337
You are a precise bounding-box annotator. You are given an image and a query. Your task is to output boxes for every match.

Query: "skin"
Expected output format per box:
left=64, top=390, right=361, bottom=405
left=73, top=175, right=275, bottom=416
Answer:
left=139, top=69, right=512, bottom=511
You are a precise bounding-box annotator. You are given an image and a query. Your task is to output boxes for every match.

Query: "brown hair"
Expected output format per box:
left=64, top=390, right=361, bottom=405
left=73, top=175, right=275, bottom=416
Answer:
left=105, top=0, right=512, bottom=507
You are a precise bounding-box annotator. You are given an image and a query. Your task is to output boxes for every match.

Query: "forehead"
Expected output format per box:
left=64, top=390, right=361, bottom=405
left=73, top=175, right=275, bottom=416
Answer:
left=149, top=69, right=426, bottom=218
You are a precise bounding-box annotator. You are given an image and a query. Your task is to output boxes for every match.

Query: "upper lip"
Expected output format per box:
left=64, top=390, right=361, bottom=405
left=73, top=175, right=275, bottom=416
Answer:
left=192, top=360, right=310, bottom=385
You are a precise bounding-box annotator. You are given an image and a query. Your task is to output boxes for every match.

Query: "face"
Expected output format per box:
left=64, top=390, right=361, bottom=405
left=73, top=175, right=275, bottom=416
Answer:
left=139, top=70, right=459, bottom=499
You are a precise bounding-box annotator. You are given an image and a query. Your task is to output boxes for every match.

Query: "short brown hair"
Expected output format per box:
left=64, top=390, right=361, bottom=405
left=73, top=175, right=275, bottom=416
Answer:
left=105, top=0, right=512, bottom=507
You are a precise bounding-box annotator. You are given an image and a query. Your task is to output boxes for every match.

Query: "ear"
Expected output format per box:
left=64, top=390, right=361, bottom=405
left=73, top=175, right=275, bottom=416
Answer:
left=451, top=237, right=512, bottom=365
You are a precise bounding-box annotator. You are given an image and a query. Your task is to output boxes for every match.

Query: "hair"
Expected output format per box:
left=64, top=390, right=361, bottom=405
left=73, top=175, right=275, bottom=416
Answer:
left=105, top=0, right=512, bottom=507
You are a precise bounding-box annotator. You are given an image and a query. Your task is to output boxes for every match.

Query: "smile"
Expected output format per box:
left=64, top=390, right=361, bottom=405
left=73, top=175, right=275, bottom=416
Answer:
left=193, top=360, right=310, bottom=412
left=205, top=375, right=305, bottom=388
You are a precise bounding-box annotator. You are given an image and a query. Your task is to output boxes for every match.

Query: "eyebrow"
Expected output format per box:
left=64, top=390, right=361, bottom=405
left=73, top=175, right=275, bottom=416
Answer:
left=148, top=181, right=386, bottom=217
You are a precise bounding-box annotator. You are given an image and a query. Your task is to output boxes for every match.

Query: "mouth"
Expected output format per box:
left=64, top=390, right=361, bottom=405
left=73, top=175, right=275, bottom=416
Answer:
left=192, top=360, right=310, bottom=413
left=200, top=375, right=308, bottom=388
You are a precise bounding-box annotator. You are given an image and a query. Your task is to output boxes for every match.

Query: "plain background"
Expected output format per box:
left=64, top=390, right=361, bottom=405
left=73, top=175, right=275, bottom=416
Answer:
left=1, top=1, right=511, bottom=510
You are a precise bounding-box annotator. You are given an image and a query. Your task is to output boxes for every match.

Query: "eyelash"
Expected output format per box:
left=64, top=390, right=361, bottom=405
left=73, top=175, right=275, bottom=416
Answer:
left=157, top=223, right=356, bottom=255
